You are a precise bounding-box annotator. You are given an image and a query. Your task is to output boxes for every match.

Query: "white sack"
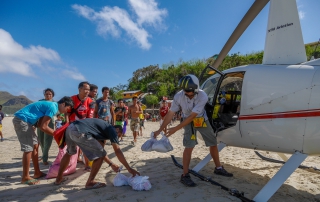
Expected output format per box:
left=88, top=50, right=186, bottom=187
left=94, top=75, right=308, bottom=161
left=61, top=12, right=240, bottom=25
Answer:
left=128, top=175, right=152, bottom=191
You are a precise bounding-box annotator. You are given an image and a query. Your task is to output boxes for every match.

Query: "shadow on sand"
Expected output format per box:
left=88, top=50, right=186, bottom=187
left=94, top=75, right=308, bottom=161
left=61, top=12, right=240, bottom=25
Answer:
left=0, top=154, right=318, bottom=202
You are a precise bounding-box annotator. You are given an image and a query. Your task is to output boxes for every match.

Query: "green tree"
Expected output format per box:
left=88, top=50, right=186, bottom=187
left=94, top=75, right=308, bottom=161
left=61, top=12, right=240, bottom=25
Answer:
left=305, top=44, right=320, bottom=60
left=112, top=90, right=124, bottom=102
left=157, top=83, right=168, bottom=98
left=145, top=94, right=159, bottom=114
left=127, top=65, right=160, bottom=91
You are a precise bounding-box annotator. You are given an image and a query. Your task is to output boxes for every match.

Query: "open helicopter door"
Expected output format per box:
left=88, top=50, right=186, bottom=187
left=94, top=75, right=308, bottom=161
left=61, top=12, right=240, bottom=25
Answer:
left=200, top=65, right=245, bottom=134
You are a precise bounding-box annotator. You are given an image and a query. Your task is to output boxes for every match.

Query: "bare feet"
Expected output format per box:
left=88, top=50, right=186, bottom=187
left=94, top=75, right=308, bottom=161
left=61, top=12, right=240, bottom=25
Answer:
left=85, top=182, right=106, bottom=190
left=33, top=172, right=46, bottom=179
left=54, top=177, right=68, bottom=185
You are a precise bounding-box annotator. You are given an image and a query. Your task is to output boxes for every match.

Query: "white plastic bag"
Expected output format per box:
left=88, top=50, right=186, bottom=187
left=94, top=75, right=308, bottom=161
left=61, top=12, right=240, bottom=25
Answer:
left=113, top=172, right=129, bottom=186
left=141, top=132, right=157, bottom=152
left=113, top=166, right=129, bottom=187
left=151, top=133, right=174, bottom=153
left=128, top=176, right=152, bottom=191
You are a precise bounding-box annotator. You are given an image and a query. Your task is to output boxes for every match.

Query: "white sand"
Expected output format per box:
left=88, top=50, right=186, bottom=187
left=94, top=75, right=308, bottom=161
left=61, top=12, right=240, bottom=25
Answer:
left=0, top=117, right=319, bottom=201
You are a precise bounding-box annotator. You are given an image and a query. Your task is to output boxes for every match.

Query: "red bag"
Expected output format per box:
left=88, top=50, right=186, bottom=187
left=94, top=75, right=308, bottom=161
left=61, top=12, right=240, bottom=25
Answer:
left=53, top=122, right=70, bottom=148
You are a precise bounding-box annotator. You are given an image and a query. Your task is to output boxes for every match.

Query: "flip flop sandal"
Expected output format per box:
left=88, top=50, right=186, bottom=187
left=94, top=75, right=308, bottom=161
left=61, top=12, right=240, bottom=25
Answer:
left=54, top=177, right=68, bottom=185
left=85, top=182, right=106, bottom=190
left=22, top=179, right=39, bottom=185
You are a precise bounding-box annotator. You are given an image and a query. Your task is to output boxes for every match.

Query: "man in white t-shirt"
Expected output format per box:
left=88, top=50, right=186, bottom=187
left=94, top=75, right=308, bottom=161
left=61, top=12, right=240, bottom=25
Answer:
left=154, top=74, right=233, bottom=187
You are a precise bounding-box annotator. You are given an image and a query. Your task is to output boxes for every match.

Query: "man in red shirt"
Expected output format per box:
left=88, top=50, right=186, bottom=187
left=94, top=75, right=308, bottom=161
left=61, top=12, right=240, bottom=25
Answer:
left=159, top=100, right=169, bottom=134
left=66, top=81, right=94, bottom=170
left=67, top=81, right=94, bottom=122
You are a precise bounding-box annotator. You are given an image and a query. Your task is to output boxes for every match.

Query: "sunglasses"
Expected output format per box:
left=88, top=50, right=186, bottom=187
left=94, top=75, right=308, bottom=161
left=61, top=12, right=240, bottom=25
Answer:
left=184, top=89, right=194, bottom=93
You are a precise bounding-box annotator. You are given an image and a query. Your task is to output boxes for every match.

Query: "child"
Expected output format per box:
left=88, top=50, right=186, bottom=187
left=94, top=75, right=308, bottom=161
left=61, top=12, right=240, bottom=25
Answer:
left=55, top=114, right=63, bottom=129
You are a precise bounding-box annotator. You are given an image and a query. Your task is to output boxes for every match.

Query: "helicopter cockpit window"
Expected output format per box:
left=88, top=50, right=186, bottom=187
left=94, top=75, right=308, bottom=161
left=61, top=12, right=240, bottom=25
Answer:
left=212, top=72, right=244, bottom=129
left=201, top=74, right=221, bottom=105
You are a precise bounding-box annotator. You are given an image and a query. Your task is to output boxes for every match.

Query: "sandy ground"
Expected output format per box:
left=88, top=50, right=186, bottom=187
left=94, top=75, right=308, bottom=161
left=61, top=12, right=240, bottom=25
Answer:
left=0, top=117, right=319, bottom=202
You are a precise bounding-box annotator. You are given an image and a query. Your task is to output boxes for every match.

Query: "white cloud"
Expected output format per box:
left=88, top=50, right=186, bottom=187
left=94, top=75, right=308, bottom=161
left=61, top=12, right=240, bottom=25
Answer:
left=0, top=29, right=60, bottom=76
left=128, top=0, right=167, bottom=27
left=62, top=69, right=86, bottom=81
left=297, top=2, right=305, bottom=20
left=298, top=11, right=305, bottom=19
left=0, top=29, right=85, bottom=81
left=72, top=0, right=167, bottom=50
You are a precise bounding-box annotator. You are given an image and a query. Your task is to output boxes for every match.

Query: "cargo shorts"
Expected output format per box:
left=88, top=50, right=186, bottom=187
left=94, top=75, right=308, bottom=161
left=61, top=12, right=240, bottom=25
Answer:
left=65, top=123, right=107, bottom=161
left=130, top=118, right=140, bottom=132
left=183, top=120, right=217, bottom=148
left=12, top=117, right=38, bottom=152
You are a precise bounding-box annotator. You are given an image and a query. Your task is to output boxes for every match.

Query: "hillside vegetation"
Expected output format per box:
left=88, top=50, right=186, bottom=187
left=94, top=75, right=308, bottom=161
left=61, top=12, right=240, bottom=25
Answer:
left=0, top=91, right=33, bottom=114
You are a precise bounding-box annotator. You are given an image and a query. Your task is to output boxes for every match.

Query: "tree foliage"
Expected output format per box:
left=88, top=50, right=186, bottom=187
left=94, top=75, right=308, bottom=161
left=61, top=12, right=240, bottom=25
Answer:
left=305, top=44, right=320, bottom=60
left=145, top=94, right=159, bottom=105
left=127, top=65, right=160, bottom=92
left=145, top=94, right=159, bottom=113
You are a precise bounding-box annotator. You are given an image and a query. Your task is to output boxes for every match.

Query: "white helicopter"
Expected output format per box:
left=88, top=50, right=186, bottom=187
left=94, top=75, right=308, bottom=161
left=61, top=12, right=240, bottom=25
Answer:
left=182, top=0, right=320, bottom=201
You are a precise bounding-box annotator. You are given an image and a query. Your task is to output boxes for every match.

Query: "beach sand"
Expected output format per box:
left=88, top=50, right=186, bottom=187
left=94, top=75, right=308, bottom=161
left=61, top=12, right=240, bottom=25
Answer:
left=0, top=117, right=319, bottom=201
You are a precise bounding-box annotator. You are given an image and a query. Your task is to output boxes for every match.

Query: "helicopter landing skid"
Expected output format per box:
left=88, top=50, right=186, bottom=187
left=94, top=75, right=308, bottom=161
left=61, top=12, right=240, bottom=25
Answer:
left=171, top=155, right=254, bottom=202
left=254, top=151, right=320, bottom=172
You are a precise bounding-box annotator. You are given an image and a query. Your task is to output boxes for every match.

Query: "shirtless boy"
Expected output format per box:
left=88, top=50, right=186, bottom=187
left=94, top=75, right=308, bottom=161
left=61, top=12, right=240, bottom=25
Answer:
left=128, top=96, right=142, bottom=145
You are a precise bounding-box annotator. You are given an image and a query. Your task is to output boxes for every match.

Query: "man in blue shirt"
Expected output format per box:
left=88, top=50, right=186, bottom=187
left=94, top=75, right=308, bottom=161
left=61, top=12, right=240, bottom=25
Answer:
left=12, top=96, right=73, bottom=185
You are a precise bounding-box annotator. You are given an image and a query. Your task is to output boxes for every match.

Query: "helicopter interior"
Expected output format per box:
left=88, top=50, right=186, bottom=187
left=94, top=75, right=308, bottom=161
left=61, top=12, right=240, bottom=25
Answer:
left=202, top=72, right=245, bottom=132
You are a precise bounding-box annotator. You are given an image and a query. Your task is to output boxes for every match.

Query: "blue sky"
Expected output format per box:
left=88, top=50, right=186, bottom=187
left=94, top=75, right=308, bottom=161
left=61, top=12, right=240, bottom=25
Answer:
left=0, top=0, right=319, bottom=101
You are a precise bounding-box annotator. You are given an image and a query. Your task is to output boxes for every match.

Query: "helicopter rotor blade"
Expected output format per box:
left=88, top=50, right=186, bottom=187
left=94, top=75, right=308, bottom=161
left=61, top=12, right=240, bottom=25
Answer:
left=212, top=0, right=269, bottom=69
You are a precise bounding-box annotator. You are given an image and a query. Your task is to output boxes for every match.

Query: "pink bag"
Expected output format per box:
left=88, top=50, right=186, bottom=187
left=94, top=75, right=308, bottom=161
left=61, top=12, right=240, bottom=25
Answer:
left=46, top=146, right=79, bottom=179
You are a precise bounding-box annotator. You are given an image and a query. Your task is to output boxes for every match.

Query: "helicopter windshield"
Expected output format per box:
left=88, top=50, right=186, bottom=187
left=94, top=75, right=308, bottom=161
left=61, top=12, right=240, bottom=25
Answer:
left=201, top=74, right=221, bottom=105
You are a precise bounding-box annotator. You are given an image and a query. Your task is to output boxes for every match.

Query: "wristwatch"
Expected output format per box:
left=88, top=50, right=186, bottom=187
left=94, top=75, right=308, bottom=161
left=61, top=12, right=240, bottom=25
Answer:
left=109, top=163, right=113, bottom=167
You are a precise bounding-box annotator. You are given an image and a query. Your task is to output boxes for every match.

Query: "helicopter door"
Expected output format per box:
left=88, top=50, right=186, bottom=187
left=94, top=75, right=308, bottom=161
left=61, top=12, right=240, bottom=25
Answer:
left=200, top=69, right=244, bottom=132
left=199, top=65, right=224, bottom=130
